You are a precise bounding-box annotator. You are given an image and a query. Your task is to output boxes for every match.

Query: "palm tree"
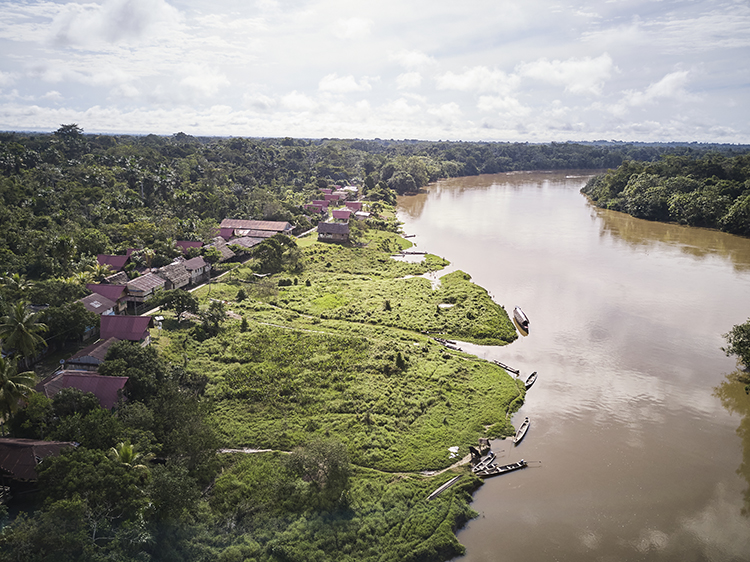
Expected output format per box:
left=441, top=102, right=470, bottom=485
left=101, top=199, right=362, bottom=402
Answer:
left=0, top=301, right=48, bottom=366
left=0, top=356, right=36, bottom=434
left=0, top=273, right=33, bottom=300
left=68, top=271, right=95, bottom=285
left=87, top=263, right=114, bottom=282
left=108, top=441, right=154, bottom=470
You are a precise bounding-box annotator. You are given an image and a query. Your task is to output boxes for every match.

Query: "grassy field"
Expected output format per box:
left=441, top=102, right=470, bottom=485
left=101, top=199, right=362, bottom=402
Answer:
left=153, top=227, right=524, bottom=560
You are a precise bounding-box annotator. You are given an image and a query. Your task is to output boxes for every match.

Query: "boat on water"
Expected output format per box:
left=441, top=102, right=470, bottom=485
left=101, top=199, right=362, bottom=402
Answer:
left=513, top=307, right=529, bottom=331
left=493, top=360, right=520, bottom=375
left=513, top=417, right=530, bottom=445
left=525, top=371, right=538, bottom=389
left=471, top=451, right=496, bottom=473
left=474, top=459, right=528, bottom=478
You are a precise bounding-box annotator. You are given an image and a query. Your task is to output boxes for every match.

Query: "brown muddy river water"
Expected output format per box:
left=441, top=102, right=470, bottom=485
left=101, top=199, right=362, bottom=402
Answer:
left=396, top=171, right=750, bottom=562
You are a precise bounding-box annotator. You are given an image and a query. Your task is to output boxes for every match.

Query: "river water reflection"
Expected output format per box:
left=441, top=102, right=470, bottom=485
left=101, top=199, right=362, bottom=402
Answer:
left=396, top=171, right=750, bottom=562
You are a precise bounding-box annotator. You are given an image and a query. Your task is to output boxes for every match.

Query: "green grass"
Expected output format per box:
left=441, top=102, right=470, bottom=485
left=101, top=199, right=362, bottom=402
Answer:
left=208, top=452, right=481, bottom=562
left=156, top=227, right=524, bottom=561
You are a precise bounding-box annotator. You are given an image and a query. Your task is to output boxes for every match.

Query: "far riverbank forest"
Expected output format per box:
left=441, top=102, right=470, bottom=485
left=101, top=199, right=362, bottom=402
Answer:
left=582, top=152, right=750, bottom=236
left=1, top=127, right=750, bottom=561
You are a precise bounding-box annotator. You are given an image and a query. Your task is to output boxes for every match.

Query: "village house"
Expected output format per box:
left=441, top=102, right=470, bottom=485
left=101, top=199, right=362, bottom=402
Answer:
left=175, top=240, right=203, bottom=254
left=86, top=283, right=128, bottom=314
left=0, top=438, right=74, bottom=484
left=229, top=236, right=264, bottom=251
left=64, top=337, right=119, bottom=371
left=208, top=236, right=236, bottom=262
left=318, top=221, right=350, bottom=243
left=183, top=256, right=211, bottom=285
left=100, top=315, right=153, bottom=345
left=96, top=249, right=133, bottom=272
left=304, top=204, right=324, bottom=214
left=345, top=201, right=363, bottom=212
left=103, top=270, right=129, bottom=285
left=219, top=219, right=294, bottom=237
left=331, top=209, right=352, bottom=221
left=78, top=293, right=116, bottom=316
left=156, top=262, right=190, bottom=290
left=125, top=273, right=165, bottom=310
left=36, top=371, right=128, bottom=410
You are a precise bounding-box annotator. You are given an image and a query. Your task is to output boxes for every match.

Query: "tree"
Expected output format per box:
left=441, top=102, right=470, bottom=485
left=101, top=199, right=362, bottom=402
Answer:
left=201, top=300, right=226, bottom=336
left=252, top=234, right=301, bottom=274
left=87, top=263, right=114, bottom=282
left=42, top=302, right=98, bottom=345
left=0, top=273, right=33, bottom=300
left=387, top=170, right=417, bottom=194
left=0, top=356, right=36, bottom=433
left=723, top=318, right=750, bottom=369
left=99, top=340, right=166, bottom=403
left=156, top=289, right=199, bottom=323
left=285, top=438, right=350, bottom=491
left=0, top=301, right=48, bottom=365
left=108, top=441, right=154, bottom=470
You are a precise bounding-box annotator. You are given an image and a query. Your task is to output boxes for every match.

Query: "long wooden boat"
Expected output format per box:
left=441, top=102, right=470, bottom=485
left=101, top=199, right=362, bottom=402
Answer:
left=513, top=306, right=529, bottom=330
left=525, top=371, right=538, bottom=389
left=471, top=451, right=496, bottom=473
left=513, top=417, right=530, bottom=445
left=493, top=360, right=520, bottom=375
left=475, top=459, right=528, bottom=478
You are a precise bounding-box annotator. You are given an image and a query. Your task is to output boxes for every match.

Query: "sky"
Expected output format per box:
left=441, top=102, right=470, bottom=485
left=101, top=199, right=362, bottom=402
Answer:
left=0, top=0, right=748, bottom=143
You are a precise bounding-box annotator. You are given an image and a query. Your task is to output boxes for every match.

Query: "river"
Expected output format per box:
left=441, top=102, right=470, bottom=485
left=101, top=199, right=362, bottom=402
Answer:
left=396, top=171, right=750, bottom=562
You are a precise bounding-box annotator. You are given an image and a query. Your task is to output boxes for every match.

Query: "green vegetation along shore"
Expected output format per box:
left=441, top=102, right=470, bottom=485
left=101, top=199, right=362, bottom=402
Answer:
left=582, top=152, right=750, bottom=236
left=0, top=225, right=524, bottom=561
left=3, top=127, right=749, bottom=560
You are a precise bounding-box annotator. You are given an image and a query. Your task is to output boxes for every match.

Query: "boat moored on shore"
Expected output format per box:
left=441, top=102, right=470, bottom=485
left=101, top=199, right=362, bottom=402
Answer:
left=513, top=306, right=529, bottom=331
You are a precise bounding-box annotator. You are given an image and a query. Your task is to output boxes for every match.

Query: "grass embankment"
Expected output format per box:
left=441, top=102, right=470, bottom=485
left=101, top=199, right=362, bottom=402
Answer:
left=154, top=229, right=522, bottom=561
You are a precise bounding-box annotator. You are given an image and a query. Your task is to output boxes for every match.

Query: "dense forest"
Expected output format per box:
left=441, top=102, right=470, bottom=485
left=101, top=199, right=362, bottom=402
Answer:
left=3, top=125, right=748, bottom=282
left=581, top=152, right=750, bottom=236
left=2, top=126, right=750, bottom=561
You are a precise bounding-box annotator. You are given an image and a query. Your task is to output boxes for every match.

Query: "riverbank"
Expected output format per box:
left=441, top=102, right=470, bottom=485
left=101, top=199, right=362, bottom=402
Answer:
left=150, top=226, right=524, bottom=560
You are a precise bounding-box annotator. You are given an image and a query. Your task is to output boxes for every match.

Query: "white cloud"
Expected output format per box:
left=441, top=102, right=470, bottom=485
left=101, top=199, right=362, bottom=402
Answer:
left=281, top=91, right=317, bottom=112
left=41, top=90, right=63, bottom=101
left=243, top=92, right=277, bottom=111
left=516, top=54, right=615, bottom=95
left=436, top=66, right=519, bottom=95
left=477, top=95, right=531, bottom=117
left=50, top=0, right=183, bottom=48
left=427, top=102, right=462, bottom=122
left=180, top=65, right=230, bottom=98
left=389, top=49, right=435, bottom=70
left=333, top=17, right=372, bottom=39
left=0, top=71, right=15, bottom=88
left=608, top=70, right=697, bottom=116
left=396, top=72, right=422, bottom=90
left=319, top=74, right=373, bottom=94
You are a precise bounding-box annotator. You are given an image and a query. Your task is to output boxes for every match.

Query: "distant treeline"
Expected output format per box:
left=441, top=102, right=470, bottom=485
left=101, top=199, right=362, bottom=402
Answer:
left=581, top=152, right=750, bottom=236
left=3, top=125, right=750, bottom=280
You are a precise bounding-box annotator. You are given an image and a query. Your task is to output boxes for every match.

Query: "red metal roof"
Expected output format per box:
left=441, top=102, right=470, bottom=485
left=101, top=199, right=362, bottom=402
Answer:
left=100, top=315, right=152, bottom=341
left=175, top=241, right=204, bottom=253
left=86, top=284, right=127, bottom=302
left=37, top=370, right=128, bottom=410
left=97, top=254, right=129, bottom=271
left=0, top=438, right=74, bottom=481
left=332, top=209, right=352, bottom=220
